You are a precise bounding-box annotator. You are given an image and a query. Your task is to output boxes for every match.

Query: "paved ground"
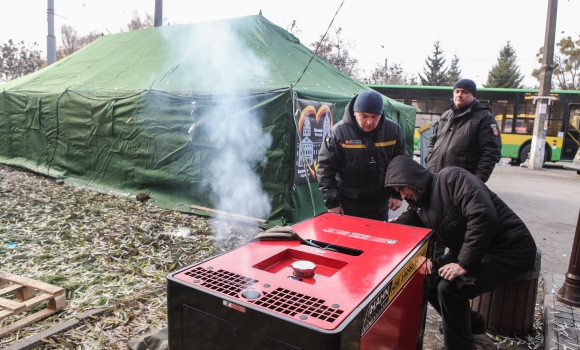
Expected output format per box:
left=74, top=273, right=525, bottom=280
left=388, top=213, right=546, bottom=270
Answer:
left=487, top=162, right=580, bottom=275
left=544, top=273, right=580, bottom=350
left=392, top=161, right=580, bottom=349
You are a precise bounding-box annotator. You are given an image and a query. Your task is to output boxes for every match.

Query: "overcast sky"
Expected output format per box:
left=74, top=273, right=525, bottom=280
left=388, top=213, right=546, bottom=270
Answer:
left=1, top=0, right=579, bottom=88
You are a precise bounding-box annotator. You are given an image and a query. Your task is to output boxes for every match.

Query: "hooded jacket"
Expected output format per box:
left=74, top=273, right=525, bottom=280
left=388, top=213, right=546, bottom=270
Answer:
left=384, top=156, right=536, bottom=271
left=317, top=94, right=408, bottom=209
left=425, top=100, right=502, bottom=183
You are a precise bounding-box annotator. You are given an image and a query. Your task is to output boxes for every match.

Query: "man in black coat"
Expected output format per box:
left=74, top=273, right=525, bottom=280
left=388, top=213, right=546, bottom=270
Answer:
left=384, top=155, right=537, bottom=350
left=317, top=90, right=408, bottom=220
left=425, top=79, right=502, bottom=183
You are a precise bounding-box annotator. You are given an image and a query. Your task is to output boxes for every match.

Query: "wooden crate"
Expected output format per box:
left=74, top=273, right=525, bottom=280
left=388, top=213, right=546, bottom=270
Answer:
left=0, top=271, right=66, bottom=338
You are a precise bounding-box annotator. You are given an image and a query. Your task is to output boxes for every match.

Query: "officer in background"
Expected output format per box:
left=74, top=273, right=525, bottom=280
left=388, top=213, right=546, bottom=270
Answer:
left=425, top=79, right=502, bottom=183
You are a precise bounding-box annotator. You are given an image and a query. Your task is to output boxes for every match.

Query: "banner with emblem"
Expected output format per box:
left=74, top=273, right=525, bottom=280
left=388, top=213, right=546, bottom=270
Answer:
left=294, top=99, right=336, bottom=185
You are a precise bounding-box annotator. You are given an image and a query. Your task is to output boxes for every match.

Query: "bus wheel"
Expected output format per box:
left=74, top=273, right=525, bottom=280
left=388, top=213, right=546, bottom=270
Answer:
left=519, top=144, right=550, bottom=163
left=519, top=144, right=531, bottom=163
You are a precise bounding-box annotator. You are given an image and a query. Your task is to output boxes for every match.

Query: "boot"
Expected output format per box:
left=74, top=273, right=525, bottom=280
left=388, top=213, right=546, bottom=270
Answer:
left=470, top=314, right=486, bottom=335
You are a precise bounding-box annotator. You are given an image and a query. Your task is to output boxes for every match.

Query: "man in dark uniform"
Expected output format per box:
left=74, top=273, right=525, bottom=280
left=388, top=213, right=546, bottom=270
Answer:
left=317, top=90, right=408, bottom=220
left=385, top=155, right=537, bottom=350
left=425, top=79, right=502, bottom=183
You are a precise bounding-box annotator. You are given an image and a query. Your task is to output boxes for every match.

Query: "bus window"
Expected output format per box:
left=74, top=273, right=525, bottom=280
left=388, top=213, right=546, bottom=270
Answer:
left=411, top=97, right=446, bottom=114
left=563, top=104, right=580, bottom=159
left=433, top=99, right=448, bottom=114
left=411, top=98, right=424, bottom=113
left=572, top=105, right=580, bottom=129
left=573, top=111, right=580, bottom=130
left=503, top=119, right=513, bottom=132
left=412, top=97, right=447, bottom=126
left=547, top=102, right=565, bottom=136
left=514, top=101, right=565, bottom=136
left=492, top=101, right=514, bottom=133
left=416, top=113, right=441, bottom=127
left=546, top=119, right=563, bottom=136
left=516, top=103, right=536, bottom=135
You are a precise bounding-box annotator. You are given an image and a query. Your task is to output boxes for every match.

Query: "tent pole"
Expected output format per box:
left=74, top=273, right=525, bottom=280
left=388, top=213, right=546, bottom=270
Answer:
left=190, top=205, right=267, bottom=224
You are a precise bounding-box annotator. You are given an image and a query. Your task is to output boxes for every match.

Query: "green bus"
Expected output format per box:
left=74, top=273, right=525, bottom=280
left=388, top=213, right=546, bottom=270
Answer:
left=369, top=85, right=580, bottom=163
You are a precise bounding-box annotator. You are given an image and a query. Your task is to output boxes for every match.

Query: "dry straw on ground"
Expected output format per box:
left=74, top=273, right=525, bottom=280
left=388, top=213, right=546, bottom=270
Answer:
left=0, top=164, right=260, bottom=349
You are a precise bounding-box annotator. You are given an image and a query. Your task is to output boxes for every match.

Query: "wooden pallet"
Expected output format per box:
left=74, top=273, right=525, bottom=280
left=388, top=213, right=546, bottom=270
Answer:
left=0, top=271, right=66, bottom=338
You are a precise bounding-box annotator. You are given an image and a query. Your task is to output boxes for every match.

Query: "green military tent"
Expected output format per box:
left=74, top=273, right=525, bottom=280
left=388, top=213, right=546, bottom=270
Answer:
left=0, top=15, right=416, bottom=227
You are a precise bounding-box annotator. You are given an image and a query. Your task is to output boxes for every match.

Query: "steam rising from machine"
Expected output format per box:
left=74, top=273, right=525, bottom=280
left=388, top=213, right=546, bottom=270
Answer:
left=170, top=19, right=273, bottom=235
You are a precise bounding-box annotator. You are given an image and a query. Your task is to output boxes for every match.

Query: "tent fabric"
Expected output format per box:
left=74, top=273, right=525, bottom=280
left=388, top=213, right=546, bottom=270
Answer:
left=0, top=15, right=415, bottom=227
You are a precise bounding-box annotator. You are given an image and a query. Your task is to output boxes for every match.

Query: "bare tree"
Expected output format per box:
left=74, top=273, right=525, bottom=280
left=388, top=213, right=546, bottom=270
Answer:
left=362, top=63, right=406, bottom=85
left=0, top=40, right=44, bottom=82
left=310, top=27, right=360, bottom=80
left=56, top=10, right=155, bottom=60
left=57, top=25, right=101, bottom=60
left=124, top=10, right=154, bottom=31
left=533, top=35, right=580, bottom=90
left=286, top=20, right=301, bottom=36
left=365, top=63, right=415, bottom=85
left=387, top=64, right=407, bottom=85
left=365, top=65, right=387, bottom=85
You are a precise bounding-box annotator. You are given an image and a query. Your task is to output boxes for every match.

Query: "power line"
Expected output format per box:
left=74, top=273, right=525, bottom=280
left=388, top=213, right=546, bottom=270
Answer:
left=293, top=0, right=345, bottom=88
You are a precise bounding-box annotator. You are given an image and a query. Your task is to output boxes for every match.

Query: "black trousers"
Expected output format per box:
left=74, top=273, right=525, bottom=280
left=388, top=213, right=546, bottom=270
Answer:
left=428, top=254, right=529, bottom=350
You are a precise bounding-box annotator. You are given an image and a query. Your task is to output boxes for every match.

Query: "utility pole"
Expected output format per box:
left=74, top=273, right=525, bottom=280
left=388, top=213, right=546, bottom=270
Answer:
left=154, top=0, right=163, bottom=27
left=529, top=0, right=557, bottom=170
left=47, top=0, right=56, bottom=65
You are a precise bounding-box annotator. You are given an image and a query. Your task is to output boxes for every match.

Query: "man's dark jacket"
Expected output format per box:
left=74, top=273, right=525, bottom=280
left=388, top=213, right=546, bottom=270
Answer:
left=317, top=94, right=408, bottom=210
left=385, top=156, right=536, bottom=271
left=425, top=100, right=502, bottom=183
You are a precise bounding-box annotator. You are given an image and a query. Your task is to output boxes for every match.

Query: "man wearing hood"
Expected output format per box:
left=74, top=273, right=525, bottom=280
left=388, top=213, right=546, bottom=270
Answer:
left=384, top=155, right=537, bottom=350
left=425, top=79, right=502, bottom=183
left=317, top=90, right=408, bottom=220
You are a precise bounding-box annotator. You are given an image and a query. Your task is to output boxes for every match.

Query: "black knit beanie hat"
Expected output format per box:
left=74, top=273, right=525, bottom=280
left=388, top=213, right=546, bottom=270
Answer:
left=453, top=79, right=477, bottom=97
left=353, top=91, right=384, bottom=115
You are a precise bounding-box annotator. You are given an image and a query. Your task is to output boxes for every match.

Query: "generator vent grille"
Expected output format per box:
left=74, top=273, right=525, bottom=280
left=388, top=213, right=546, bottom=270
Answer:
left=183, top=267, right=258, bottom=298
left=251, top=287, right=344, bottom=323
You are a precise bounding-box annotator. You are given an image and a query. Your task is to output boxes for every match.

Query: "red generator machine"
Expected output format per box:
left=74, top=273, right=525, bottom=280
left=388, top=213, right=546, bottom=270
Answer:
left=167, top=213, right=433, bottom=349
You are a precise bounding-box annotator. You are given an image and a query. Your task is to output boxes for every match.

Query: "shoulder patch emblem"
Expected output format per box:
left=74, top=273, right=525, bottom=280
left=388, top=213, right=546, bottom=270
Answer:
left=490, top=124, right=499, bottom=137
